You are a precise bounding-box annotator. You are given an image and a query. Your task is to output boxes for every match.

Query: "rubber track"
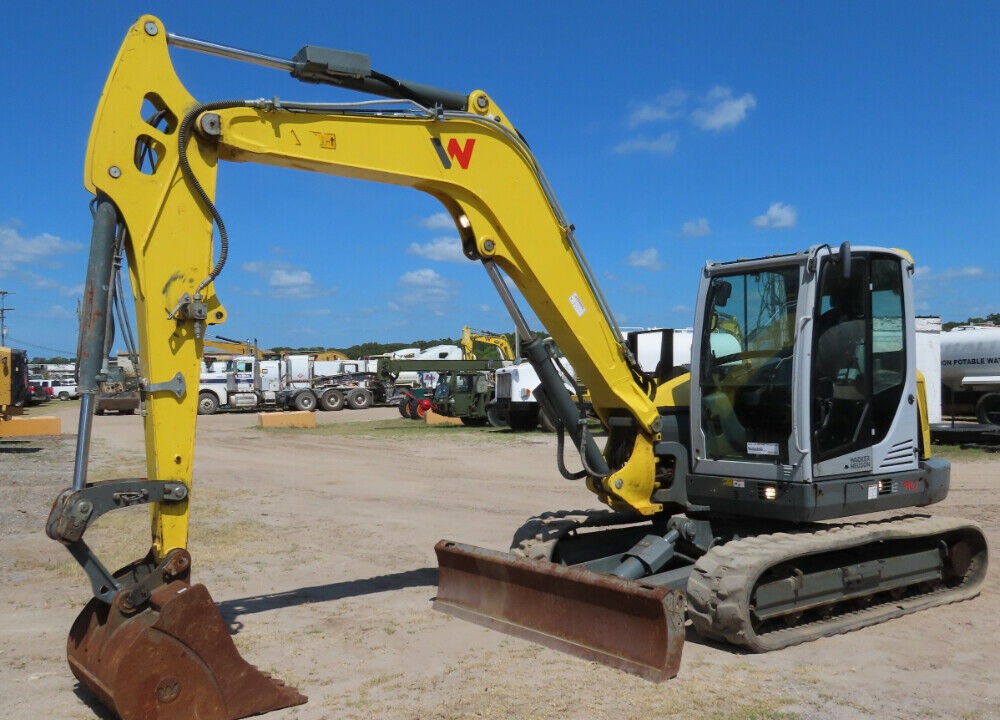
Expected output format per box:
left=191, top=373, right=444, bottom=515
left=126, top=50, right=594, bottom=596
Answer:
left=685, top=514, right=988, bottom=652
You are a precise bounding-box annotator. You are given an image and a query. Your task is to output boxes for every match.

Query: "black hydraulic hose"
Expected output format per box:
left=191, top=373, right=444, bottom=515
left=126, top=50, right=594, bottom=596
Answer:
left=522, top=336, right=610, bottom=479
left=177, top=99, right=253, bottom=295
left=555, top=423, right=588, bottom=480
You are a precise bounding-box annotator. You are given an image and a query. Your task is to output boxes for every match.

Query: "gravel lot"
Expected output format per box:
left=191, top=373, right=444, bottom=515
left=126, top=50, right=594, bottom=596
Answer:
left=2, top=399, right=998, bottom=720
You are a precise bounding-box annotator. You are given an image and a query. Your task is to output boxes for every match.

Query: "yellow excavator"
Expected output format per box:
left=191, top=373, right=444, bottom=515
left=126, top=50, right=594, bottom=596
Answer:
left=2, top=346, right=61, bottom=436
left=460, top=326, right=515, bottom=361
left=202, top=335, right=264, bottom=359
left=47, top=17, right=988, bottom=720
left=1, top=346, right=31, bottom=431
left=312, top=349, right=349, bottom=361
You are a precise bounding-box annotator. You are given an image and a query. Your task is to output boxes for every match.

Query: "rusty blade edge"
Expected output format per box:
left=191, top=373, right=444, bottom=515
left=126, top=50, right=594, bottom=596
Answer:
left=433, top=597, right=677, bottom=682
left=434, top=540, right=683, bottom=682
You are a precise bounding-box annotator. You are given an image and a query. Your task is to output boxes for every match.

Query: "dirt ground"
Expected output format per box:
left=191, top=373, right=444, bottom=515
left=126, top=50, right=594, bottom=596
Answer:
left=2, top=400, right=998, bottom=720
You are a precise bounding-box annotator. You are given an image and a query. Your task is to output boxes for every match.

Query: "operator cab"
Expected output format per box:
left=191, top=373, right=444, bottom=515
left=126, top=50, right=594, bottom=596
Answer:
left=689, top=246, right=919, bottom=502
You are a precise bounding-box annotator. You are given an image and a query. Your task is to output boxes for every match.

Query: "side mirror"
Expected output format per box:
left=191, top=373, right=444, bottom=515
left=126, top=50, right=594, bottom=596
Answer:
left=839, top=241, right=852, bottom=279
left=713, top=280, right=732, bottom=307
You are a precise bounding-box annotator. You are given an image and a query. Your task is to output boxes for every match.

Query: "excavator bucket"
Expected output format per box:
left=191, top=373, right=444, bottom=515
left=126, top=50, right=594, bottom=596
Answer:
left=434, top=540, right=686, bottom=681
left=67, top=580, right=306, bottom=720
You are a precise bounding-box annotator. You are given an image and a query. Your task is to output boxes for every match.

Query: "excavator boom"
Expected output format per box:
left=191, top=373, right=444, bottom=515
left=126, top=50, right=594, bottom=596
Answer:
left=50, top=16, right=683, bottom=719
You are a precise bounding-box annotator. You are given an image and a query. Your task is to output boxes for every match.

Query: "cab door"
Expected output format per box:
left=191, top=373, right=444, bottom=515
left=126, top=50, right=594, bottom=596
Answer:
left=810, top=252, right=918, bottom=477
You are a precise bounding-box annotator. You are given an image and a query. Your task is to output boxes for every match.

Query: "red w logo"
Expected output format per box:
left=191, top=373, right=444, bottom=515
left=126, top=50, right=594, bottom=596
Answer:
left=432, top=137, right=476, bottom=169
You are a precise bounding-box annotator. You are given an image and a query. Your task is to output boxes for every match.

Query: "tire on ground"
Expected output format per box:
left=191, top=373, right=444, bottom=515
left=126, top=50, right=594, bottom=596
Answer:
left=198, top=391, right=220, bottom=415
left=293, top=390, right=317, bottom=412
left=347, top=388, right=372, bottom=409
left=537, top=404, right=558, bottom=433
left=486, top=402, right=505, bottom=428
left=975, top=393, right=1000, bottom=426
left=319, top=388, right=345, bottom=411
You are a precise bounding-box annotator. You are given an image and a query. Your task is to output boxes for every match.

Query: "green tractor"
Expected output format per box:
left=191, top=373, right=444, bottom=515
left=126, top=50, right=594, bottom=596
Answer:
left=398, top=369, right=498, bottom=426
left=431, top=370, right=496, bottom=425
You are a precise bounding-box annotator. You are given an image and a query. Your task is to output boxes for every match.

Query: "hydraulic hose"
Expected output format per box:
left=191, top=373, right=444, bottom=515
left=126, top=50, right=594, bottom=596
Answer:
left=521, top=336, right=610, bottom=478
left=176, top=99, right=253, bottom=296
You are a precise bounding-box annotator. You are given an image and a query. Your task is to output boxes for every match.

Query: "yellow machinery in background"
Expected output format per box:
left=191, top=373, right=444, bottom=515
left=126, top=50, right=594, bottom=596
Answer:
left=1, top=346, right=60, bottom=437
left=460, top=326, right=515, bottom=361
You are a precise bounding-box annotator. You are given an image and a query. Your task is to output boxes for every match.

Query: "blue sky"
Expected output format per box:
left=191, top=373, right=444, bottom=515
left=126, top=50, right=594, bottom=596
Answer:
left=1, top=2, right=997, bottom=357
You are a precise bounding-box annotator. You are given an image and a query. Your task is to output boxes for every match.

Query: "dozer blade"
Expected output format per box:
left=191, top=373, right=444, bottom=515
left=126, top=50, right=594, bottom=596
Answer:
left=68, top=580, right=306, bottom=720
left=434, top=540, right=685, bottom=681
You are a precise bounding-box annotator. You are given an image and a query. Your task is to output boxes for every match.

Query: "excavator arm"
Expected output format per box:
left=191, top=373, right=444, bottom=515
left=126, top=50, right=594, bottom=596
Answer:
left=460, top=326, right=516, bottom=361
left=47, top=17, right=686, bottom=719
left=203, top=336, right=263, bottom=359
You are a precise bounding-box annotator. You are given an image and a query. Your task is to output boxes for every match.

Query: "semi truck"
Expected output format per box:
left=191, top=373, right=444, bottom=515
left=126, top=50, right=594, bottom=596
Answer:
left=197, top=355, right=316, bottom=415
left=198, top=353, right=385, bottom=414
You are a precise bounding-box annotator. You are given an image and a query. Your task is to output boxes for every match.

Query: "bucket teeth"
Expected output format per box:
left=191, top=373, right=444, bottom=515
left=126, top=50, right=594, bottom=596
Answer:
left=68, top=581, right=306, bottom=720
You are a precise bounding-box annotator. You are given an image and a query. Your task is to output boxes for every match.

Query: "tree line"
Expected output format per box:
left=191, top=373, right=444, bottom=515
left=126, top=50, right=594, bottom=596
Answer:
left=941, top=313, right=1000, bottom=331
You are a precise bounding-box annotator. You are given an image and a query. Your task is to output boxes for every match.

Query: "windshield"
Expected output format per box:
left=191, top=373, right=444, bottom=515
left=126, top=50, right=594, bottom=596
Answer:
left=699, top=265, right=800, bottom=463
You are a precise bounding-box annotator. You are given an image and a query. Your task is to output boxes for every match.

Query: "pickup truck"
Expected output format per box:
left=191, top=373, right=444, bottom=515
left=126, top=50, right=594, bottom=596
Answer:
left=46, top=379, right=80, bottom=400
left=29, top=378, right=79, bottom=400
left=27, top=380, right=52, bottom=404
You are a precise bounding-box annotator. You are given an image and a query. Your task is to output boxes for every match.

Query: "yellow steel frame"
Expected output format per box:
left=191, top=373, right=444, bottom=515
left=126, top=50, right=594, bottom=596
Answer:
left=86, top=16, right=671, bottom=559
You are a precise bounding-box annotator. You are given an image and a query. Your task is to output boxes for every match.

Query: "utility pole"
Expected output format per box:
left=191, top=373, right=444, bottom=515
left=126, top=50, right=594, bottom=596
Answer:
left=0, top=290, right=13, bottom=346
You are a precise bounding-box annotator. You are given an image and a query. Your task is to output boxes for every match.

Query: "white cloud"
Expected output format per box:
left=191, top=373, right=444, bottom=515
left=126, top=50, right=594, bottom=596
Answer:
left=397, top=268, right=456, bottom=306
left=269, top=268, right=313, bottom=288
left=241, top=260, right=327, bottom=299
left=622, top=282, right=651, bottom=296
left=40, top=305, right=74, bottom=319
left=407, top=236, right=465, bottom=262
left=752, top=202, right=797, bottom=229
left=680, top=218, right=711, bottom=237
left=0, top=224, right=83, bottom=276
left=627, top=90, right=688, bottom=128
left=416, top=213, right=455, bottom=231
left=915, top=266, right=992, bottom=281
left=17, top=270, right=83, bottom=298
left=691, top=87, right=757, bottom=131
left=400, top=268, right=448, bottom=288
left=613, top=133, right=679, bottom=156
left=627, top=248, right=665, bottom=271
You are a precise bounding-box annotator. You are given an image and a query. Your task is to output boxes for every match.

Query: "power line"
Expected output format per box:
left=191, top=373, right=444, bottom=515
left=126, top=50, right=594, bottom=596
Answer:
left=4, top=334, right=75, bottom=357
